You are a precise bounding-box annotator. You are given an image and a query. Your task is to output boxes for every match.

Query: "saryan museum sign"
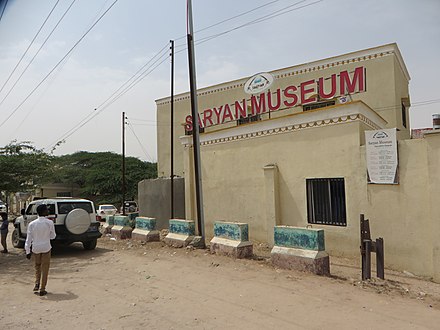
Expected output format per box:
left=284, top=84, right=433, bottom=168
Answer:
left=185, top=66, right=366, bottom=131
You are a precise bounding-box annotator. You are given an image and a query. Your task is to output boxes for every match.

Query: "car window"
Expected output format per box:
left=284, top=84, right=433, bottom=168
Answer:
left=101, top=206, right=116, bottom=210
left=25, top=204, right=35, bottom=215
left=47, top=204, right=56, bottom=215
left=57, top=202, right=94, bottom=214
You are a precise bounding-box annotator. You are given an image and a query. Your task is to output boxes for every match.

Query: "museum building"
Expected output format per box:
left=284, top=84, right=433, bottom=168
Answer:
left=155, top=43, right=440, bottom=281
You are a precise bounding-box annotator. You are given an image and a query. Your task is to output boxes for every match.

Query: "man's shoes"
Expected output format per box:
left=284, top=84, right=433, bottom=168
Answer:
left=0, top=249, right=7, bottom=253
left=39, top=290, right=47, bottom=296
left=33, top=284, right=40, bottom=291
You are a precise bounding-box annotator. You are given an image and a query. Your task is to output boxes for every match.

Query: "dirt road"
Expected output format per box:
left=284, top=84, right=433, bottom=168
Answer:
left=1, top=236, right=439, bottom=329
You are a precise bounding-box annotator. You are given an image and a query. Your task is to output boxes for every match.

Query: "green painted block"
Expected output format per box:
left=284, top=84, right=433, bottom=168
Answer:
left=274, top=226, right=325, bottom=251
left=114, top=215, right=130, bottom=227
left=169, top=219, right=195, bottom=236
left=135, top=217, right=157, bottom=231
left=214, top=221, right=249, bottom=242
left=105, top=215, right=115, bottom=226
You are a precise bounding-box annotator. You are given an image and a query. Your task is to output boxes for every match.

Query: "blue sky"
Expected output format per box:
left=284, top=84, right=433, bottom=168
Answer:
left=0, top=0, right=439, bottom=161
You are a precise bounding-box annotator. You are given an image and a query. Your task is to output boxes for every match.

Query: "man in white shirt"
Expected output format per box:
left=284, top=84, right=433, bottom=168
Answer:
left=25, top=204, right=56, bottom=296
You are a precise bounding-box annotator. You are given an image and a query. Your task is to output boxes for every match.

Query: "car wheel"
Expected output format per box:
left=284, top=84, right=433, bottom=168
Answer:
left=83, top=239, right=97, bottom=250
left=12, top=228, right=25, bottom=248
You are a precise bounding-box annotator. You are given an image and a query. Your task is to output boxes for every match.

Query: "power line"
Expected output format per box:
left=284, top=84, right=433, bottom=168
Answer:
left=0, top=0, right=119, bottom=129
left=175, top=0, right=280, bottom=42
left=126, top=119, right=153, bottom=161
left=194, top=0, right=320, bottom=46
left=173, top=0, right=320, bottom=53
left=44, top=46, right=170, bottom=150
left=94, top=43, right=169, bottom=110
left=0, top=0, right=77, bottom=109
left=45, top=0, right=324, bottom=149
left=0, top=0, right=8, bottom=22
left=0, top=0, right=60, bottom=96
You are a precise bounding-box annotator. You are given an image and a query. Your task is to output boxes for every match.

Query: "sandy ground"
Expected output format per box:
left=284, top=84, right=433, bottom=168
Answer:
left=1, top=230, right=440, bottom=329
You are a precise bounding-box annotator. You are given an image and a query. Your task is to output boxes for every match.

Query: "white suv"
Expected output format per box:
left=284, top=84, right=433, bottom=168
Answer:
left=12, top=198, right=101, bottom=250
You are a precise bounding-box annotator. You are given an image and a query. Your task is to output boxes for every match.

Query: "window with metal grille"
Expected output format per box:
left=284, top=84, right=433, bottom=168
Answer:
left=306, top=178, right=347, bottom=226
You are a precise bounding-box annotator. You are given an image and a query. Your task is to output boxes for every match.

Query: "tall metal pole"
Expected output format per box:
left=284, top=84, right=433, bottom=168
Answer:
left=187, top=0, right=205, bottom=243
left=170, top=40, right=175, bottom=220
left=122, top=111, right=126, bottom=216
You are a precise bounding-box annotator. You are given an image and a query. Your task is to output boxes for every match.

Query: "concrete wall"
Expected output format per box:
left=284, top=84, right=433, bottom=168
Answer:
left=138, top=177, right=185, bottom=230
left=180, top=102, right=440, bottom=280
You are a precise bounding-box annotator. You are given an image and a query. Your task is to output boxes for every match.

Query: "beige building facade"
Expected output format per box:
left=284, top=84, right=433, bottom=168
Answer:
left=156, top=43, right=440, bottom=281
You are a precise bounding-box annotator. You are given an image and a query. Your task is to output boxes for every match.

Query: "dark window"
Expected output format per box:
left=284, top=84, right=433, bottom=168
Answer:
left=306, top=178, right=347, bottom=226
left=303, top=100, right=335, bottom=112
left=25, top=204, right=34, bottom=215
left=47, top=204, right=56, bottom=215
left=237, top=114, right=260, bottom=125
left=401, top=103, right=407, bottom=128
left=57, top=191, right=72, bottom=197
left=57, top=202, right=94, bottom=214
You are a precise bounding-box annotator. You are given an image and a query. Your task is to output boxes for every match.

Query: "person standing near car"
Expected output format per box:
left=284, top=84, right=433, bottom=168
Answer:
left=25, top=204, right=56, bottom=296
left=0, top=213, right=9, bottom=253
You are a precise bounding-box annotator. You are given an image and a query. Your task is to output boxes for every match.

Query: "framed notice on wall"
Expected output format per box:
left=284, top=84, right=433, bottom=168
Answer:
left=365, top=128, right=399, bottom=184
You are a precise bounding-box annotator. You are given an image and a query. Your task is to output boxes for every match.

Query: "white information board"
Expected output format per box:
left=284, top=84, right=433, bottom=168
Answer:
left=365, top=128, right=398, bottom=184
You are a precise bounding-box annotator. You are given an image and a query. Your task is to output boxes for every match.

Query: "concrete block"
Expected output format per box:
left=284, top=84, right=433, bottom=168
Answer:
left=164, top=219, right=195, bottom=248
left=210, top=221, right=253, bottom=258
left=274, top=226, right=325, bottom=251
left=210, top=237, right=253, bottom=258
left=213, top=221, right=248, bottom=241
left=131, top=217, right=160, bottom=242
left=271, top=246, right=330, bottom=276
left=271, top=226, right=329, bottom=275
left=111, top=215, right=132, bottom=239
left=114, top=215, right=130, bottom=227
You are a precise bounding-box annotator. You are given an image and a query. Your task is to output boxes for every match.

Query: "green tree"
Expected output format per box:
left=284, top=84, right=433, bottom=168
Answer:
left=51, top=151, right=156, bottom=205
left=0, top=141, right=53, bottom=207
left=0, top=140, right=53, bottom=192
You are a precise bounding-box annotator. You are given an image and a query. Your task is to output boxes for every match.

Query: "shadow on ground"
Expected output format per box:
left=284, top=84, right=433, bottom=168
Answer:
left=0, top=241, right=113, bottom=277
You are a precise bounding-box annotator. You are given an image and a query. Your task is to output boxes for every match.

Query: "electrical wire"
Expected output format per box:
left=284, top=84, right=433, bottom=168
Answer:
left=45, top=48, right=169, bottom=148
left=12, top=0, right=111, bottom=135
left=0, top=0, right=119, bottom=129
left=176, top=0, right=280, bottom=42
left=44, top=47, right=170, bottom=150
left=0, top=0, right=77, bottom=109
left=194, top=0, right=320, bottom=46
left=94, top=44, right=169, bottom=110
left=126, top=119, right=154, bottom=161
left=0, top=0, right=60, bottom=96
left=0, top=0, right=8, bottom=22
left=45, top=0, right=325, bottom=150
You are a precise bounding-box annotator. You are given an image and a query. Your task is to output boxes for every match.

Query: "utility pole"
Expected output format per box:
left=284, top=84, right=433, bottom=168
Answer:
left=170, top=40, right=175, bottom=219
left=187, top=0, right=205, bottom=244
left=122, top=111, right=126, bottom=216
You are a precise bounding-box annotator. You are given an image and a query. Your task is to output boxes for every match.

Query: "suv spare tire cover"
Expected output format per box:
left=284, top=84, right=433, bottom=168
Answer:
left=65, top=209, right=91, bottom=235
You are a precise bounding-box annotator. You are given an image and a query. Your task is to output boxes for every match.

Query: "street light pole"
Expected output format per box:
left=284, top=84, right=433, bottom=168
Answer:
left=122, top=111, right=126, bottom=216
left=170, top=39, right=175, bottom=220
left=187, top=0, right=205, bottom=243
